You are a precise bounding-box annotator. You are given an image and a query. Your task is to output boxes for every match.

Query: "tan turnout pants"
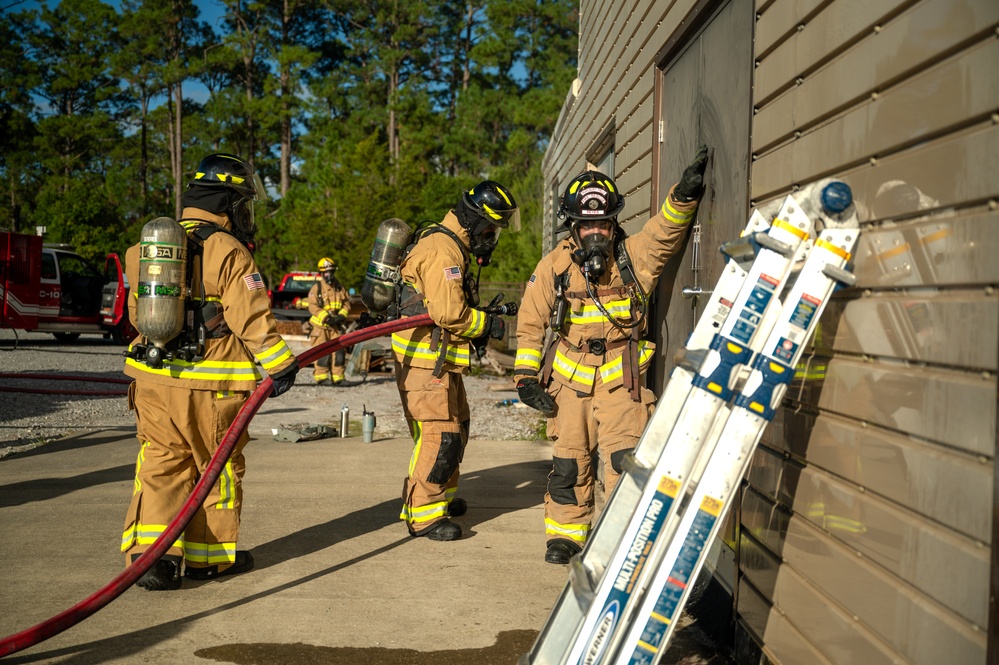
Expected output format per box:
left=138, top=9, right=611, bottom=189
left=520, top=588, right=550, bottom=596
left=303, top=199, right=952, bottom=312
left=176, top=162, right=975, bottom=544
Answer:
left=121, top=380, right=250, bottom=573
left=310, top=326, right=345, bottom=382
left=543, top=380, right=656, bottom=547
left=394, top=364, right=470, bottom=535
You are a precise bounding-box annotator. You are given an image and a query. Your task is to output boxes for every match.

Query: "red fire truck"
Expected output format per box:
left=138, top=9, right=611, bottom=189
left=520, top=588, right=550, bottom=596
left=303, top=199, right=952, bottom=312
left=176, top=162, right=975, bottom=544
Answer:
left=0, top=231, right=134, bottom=344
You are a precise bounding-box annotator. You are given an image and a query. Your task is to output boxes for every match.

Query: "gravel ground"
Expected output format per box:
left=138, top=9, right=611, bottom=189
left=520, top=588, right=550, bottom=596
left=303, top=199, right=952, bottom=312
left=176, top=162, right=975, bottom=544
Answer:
left=0, top=328, right=546, bottom=458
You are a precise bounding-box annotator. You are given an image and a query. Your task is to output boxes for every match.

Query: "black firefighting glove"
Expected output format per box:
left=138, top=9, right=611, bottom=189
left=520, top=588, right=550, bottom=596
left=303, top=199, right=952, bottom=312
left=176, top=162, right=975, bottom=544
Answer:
left=672, top=144, right=709, bottom=203
left=486, top=315, right=505, bottom=340
left=517, top=377, right=556, bottom=417
left=329, top=313, right=346, bottom=327
left=270, top=361, right=299, bottom=397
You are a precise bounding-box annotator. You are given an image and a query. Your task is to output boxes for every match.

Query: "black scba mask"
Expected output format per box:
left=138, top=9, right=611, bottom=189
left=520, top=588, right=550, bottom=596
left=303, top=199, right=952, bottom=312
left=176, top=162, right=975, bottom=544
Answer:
left=571, top=220, right=615, bottom=278
left=457, top=199, right=501, bottom=266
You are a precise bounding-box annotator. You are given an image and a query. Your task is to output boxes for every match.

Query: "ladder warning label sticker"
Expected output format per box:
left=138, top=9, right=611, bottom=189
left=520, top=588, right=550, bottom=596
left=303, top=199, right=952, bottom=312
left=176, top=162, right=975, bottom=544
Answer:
left=657, top=476, right=681, bottom=499
left=731, top=274, right=778, bottom=344
left=788, top=293, right=821, bottom=331
left=774, top=337, right=799, bottom=364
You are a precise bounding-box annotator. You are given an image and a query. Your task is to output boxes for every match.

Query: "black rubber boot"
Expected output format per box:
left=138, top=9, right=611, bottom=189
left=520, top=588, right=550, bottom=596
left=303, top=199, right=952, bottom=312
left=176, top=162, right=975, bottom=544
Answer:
left=135, top=556, right=182, bottom=591
left=422, top=520, right=462, bottom=541
left=186, top=550, right=255, bottom=581
left=447, top=497, right=467, bottom=517
left=545, top=539, right=581, bottom=565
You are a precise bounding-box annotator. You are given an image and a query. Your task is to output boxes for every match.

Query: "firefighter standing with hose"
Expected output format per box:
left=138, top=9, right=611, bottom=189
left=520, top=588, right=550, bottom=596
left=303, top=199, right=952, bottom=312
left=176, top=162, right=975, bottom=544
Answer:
left=392, top=181, right=520, bottom=541
left=307, top=257, right=351, bottom=385
left=121, top=153, right=299, bottom=590
left=514, top=146, right=709, bottom=564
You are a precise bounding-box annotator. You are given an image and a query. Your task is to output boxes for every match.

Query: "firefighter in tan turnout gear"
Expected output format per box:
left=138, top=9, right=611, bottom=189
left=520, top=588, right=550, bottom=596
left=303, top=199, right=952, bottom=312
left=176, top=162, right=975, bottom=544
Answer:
left=515, top=146, right=709, bottom=564
left=122, top=153, right=299, bottom=590
left=307, top=257, right=351, bottom=385
left=393, top=181, right=520, bottom=541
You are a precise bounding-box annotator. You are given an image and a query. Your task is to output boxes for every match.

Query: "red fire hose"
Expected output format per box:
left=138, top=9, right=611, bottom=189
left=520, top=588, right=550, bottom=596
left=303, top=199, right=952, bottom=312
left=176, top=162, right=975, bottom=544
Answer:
left=0, top=314, right=431, bottom=658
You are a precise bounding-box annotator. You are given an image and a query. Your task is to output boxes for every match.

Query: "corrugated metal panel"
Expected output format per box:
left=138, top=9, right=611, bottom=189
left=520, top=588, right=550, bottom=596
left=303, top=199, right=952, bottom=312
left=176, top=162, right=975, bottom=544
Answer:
left=812, top=357, right=996, bottom=457
left=818, top=291, right=999, bottom=370
left=774, top=413, right=995, bottom=543
left=779, top=516, right=987, bottom=664
left=738, top=580, right=840, bottom=665
left=754, top=0, right=829, bottom=57
left=788, top=465, right=990, bottom=626
left=753, top=0, right=999, bottom=152
left=850, top=208, right=999, bottom=287
left=754, top=34, right=999, bottom=166
left=755, top=0, right=907, bottom=104
left=740, top=533, right=908, bottom=665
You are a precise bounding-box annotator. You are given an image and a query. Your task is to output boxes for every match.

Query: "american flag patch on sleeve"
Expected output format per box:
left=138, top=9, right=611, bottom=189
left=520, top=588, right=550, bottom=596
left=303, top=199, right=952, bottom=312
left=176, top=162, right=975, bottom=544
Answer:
left=243, top=273, right=265, bottom=290
left=443, top=266, right=462, bottom=281
left=527, top=274, right=536, bottom=287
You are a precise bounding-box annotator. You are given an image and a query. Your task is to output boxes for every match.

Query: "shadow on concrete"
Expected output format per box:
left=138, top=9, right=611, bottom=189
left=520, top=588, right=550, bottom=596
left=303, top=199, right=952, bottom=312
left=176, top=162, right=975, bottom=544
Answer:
left=4, top=459, right=552, bottom=664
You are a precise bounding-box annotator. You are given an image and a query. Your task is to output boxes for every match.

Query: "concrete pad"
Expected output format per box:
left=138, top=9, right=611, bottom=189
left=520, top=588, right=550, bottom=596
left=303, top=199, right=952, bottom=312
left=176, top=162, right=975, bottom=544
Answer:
left=0, top=427, right=565, bottom=664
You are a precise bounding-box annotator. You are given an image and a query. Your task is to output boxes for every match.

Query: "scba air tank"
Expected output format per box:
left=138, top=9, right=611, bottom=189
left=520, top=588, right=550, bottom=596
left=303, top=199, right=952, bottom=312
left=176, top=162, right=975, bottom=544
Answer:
left=135, top=216, right=187, bottom=357
left=361, top=217, right=411, bottom=313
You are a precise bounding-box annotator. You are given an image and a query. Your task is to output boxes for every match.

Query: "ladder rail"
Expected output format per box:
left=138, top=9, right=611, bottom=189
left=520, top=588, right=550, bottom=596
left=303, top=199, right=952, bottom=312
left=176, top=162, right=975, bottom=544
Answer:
left=615, top=226, right=859, bottom=665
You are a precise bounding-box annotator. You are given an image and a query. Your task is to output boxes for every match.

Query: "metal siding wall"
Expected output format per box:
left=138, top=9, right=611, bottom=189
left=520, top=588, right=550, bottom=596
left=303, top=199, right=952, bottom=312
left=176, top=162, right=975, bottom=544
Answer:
left=540, top=0, right=997, bottom=661
left=542, top=0, right=700, bottom=233
left=745, top=0, right=998, bottom=663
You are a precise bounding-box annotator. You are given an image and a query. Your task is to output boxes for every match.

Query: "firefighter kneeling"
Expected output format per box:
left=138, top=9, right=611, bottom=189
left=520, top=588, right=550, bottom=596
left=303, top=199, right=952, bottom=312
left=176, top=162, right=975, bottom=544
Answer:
left=514, top=146, right=708, bottom=564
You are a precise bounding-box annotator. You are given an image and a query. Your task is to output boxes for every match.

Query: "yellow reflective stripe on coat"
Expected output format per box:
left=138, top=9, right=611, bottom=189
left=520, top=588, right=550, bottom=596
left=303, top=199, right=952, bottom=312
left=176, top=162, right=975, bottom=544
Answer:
left=460, top=309, right=487, bottom=338
left=184, top=541, right=237, bottom=565
left=125, top=355, right=262, bottom=381
left=661, top=197, right=694, bottom=225
left=552, top=348, right=596, bottom=389
left=255, top=339, right=294, bottom=371
left=392, top=333, right=470, bottom=366
left=309, top=313, right=327, bottom=326
left=599, top=340, right=656, bottom=383
left=515, top=347, right=542, bottom=371
left=544, top=518, right=590, bottom=544
left=323, top=301, right=350, bottom=316
left=568, top=298, right=631, bottom=325
left=121, top=523, right=185, bottom=552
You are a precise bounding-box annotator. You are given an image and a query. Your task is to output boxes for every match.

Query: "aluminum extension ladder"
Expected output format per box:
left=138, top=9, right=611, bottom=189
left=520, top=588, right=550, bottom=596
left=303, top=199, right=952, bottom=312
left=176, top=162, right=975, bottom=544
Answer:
left=522, top=180, right=861, bottom=665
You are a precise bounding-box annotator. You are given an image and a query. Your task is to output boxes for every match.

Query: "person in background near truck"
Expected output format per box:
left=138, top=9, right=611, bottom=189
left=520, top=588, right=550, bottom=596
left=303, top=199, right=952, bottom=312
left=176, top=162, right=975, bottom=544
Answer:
left=514, top=146, right=708, bottom=564
left=393, top=181, right=520, bottom=541
left=307, top=257, right=351, bottom=385
left=122, top=152, right=299, bottom=590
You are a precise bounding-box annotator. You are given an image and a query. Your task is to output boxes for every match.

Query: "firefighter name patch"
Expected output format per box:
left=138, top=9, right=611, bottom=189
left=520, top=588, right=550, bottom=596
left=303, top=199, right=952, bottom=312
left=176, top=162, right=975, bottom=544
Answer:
left=443, top=266, right=462, bottom=281
left=243, top=273, right=265, bottom=290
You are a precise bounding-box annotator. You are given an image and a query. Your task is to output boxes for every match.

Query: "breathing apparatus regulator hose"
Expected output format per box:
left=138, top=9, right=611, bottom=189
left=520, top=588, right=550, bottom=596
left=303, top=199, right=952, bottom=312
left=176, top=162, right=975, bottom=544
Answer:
left=582, top=269, right=647, bottom=332
left=0, top=313, right=433, bottom=658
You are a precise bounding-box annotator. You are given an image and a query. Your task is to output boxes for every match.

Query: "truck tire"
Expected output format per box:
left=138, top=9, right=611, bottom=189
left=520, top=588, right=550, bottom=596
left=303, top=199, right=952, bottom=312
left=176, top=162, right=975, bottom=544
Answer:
left=53, top=332, right=81, bottom=342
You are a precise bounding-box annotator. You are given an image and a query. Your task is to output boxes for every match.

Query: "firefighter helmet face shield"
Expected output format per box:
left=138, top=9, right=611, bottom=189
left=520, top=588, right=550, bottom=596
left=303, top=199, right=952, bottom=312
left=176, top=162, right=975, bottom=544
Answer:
left=461, top=181, right=520, bottom=231
left=188, top=153, right=266, bottom=244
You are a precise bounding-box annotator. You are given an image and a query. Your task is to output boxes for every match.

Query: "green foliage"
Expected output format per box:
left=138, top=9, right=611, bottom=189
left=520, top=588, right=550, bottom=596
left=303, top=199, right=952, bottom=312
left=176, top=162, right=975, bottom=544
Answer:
left=1, top=0, right=579, bottom=283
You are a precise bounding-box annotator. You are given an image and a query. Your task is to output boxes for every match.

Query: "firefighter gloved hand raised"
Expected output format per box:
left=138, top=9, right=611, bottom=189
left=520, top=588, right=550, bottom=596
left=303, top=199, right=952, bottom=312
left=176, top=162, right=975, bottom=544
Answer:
left=672, top=144, right=709, bottom=203
left=270, top=362, right=299, bottom=397
left=517, top=378, right=556, bottom=417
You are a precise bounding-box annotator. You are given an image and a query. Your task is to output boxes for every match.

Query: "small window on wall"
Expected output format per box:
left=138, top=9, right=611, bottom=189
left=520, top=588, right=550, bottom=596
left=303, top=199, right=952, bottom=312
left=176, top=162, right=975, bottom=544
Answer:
left=587, top=121, right=615, bottom=177
left=588, top=148, right=614, bottom=177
